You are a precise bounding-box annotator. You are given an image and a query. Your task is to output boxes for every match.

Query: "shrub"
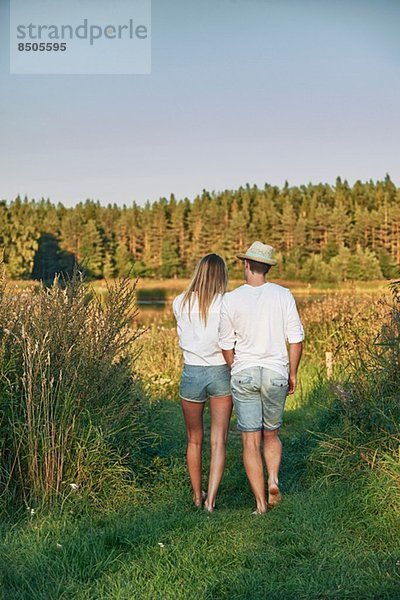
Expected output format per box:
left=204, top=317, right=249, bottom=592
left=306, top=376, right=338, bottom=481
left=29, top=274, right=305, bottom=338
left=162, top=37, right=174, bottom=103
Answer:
left=309, top=282, right=400, bottom=493
left=0, top=268, right=145, bottom=509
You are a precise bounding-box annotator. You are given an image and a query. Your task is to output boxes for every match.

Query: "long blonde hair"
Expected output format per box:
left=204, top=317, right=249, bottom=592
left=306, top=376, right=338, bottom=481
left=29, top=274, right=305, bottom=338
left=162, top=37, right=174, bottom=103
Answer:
left=181, top=254, right=228, bottom=324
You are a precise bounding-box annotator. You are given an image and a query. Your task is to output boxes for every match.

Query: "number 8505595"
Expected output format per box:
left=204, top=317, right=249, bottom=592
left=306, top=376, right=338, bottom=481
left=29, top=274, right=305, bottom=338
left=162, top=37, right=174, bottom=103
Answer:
left=18, top=43, right=67, bottom=51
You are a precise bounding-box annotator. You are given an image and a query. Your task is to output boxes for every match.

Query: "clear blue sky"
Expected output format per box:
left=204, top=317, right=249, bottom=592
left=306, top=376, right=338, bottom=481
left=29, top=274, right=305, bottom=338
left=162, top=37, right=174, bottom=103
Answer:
left=0, top=0, right=399, bottom=207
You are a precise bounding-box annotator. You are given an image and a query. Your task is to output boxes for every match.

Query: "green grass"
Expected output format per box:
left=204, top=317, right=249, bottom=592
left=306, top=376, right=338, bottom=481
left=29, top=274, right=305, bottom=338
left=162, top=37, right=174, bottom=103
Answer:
left=1, top=396, right=399, bottom=600
left=1, top=281, right=399, bottom=599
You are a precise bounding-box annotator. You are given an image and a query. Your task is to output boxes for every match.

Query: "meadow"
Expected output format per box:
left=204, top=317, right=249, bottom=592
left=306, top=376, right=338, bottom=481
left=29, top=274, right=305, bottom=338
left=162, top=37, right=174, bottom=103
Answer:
left=0, top=274, right=399, bottom=599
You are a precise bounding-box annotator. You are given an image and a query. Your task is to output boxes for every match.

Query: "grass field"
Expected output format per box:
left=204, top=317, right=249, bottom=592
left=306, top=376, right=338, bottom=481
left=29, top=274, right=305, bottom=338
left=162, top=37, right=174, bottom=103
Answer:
left=1, top=395, right=399, bottom=599
left=1, top=276, right=399, bottom=599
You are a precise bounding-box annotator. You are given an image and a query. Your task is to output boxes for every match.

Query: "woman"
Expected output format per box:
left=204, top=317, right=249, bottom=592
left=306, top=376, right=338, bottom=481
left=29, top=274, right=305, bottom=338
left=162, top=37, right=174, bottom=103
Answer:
left=173, top=254, right=232, bottom=512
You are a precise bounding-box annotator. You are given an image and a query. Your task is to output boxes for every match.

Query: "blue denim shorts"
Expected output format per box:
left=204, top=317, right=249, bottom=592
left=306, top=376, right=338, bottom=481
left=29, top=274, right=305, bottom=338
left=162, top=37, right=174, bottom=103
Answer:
left=231, top=367, right=289, bottom=432
left=179, top=364, right=231, bottom=403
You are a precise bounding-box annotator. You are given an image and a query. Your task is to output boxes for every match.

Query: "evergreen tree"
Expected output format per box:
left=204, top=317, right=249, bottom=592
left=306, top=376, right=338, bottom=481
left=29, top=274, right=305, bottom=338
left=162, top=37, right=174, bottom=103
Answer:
left=103, top=251, right=117, bottom=279
left=80, top=220, right=104, bottom=278
left=115, top=242, right=135, bottom=277
left=1, top=178, right=399, bottom=282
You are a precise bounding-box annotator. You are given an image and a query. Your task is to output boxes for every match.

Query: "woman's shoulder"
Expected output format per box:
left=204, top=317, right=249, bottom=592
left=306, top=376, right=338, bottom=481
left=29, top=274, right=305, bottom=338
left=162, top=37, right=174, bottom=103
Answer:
left=173, top=292, right=185, bottom=303
left=173, top=291, right=197, bottom=310
left=172, top=292, right=185, bottom=314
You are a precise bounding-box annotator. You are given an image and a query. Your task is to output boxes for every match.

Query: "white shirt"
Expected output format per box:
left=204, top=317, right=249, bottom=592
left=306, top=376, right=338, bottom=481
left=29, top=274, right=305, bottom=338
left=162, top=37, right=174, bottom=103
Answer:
left=219, top=282, right=304, bottom=378
left=173, top=292, right=227, bottom=366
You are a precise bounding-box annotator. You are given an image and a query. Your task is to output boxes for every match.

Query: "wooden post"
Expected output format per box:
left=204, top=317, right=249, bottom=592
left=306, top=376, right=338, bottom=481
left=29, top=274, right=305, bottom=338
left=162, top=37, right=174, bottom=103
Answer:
left=326, top=351, right=333, bottom=379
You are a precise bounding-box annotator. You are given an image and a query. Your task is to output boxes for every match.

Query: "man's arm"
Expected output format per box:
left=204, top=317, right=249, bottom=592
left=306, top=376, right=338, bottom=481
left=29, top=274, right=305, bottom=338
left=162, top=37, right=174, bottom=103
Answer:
left=288, top=342, right=303, bottom=395
left=285, top=290, right=304, bottom=395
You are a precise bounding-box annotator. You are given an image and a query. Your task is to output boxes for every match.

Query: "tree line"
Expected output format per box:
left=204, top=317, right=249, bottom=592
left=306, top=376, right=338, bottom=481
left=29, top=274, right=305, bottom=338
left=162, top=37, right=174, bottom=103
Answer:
left=1, top=176, right=399, bottom=282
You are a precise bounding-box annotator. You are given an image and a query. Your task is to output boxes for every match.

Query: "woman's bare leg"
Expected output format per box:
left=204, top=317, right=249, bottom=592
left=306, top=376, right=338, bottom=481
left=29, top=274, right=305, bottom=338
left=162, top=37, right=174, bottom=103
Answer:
left=181, top=399, right=205, bottom=506
left=205, top=395, right=233, bottom=511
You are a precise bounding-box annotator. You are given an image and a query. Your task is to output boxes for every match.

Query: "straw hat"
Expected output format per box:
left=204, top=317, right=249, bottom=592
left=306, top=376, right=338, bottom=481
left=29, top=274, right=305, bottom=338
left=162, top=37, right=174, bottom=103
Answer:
left=237, top=241, right=277, bottom=266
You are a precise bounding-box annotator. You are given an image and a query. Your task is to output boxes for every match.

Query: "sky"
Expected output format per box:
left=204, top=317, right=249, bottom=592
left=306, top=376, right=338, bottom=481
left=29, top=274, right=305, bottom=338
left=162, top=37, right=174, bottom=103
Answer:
left=0, top=0, right=399, bottom=207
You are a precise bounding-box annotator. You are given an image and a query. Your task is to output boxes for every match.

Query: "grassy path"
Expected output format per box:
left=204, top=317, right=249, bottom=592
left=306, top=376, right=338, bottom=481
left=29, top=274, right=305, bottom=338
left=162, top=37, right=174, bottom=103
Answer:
left=1, top=400, right=399, bottom=600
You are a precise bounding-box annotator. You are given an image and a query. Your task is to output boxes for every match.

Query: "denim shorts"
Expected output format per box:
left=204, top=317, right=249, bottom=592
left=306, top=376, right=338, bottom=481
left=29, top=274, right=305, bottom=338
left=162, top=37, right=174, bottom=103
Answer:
left=179, top=364, right=231, bottom=403
left=231, top=367, right=289, bottom=432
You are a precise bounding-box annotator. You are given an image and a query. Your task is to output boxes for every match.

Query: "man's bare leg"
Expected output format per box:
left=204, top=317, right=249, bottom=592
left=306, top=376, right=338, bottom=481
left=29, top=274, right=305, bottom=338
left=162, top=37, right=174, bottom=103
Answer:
left=242, top=431, right=267, bottom=513
left=263, top=429, right=282, bottom=506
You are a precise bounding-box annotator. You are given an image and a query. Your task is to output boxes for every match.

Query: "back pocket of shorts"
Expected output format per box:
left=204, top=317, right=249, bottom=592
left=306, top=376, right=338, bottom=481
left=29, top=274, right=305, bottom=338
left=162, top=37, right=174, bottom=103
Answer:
left=237, top=376, right=252, bottom=385
left=271, top=378, right=288, bottom=388
left=232, top=375, right=258, bottom=392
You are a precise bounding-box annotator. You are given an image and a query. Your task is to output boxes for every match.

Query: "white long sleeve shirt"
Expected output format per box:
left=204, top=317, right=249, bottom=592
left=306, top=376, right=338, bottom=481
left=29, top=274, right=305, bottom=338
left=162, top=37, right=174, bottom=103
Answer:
left=219, top=282, right=304, bottom=378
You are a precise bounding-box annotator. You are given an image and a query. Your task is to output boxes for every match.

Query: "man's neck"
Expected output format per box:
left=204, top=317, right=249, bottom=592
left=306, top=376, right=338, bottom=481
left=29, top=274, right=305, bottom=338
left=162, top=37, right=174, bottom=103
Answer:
left=245, top=274, right=266, bottom=287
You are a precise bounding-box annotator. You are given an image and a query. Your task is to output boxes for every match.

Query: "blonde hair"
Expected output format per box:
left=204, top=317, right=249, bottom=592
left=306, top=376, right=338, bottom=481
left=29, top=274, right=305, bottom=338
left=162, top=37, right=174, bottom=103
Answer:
left=182, top=254, right=228, bottom=324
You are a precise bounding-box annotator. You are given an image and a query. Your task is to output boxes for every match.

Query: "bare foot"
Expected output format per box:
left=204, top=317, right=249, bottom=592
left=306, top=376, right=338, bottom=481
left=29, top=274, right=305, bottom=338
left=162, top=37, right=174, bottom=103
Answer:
left=204, top=498, right=215, bottom=513
left=268, top=482, right=282, bottom=507
left=252, top=507, right=267, bottom=515
left=193, top=490, right=206, bottom=508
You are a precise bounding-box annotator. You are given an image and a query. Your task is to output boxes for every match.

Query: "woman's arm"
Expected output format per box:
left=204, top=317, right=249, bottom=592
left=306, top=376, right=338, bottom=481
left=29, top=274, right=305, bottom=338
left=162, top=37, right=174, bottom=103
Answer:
left=222, top=348, right=234, bottom=368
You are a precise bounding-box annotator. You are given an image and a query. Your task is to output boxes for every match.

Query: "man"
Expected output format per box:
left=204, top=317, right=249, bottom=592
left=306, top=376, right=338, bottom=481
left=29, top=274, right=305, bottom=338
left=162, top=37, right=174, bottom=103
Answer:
left=219, top=241, right=304, bottom=514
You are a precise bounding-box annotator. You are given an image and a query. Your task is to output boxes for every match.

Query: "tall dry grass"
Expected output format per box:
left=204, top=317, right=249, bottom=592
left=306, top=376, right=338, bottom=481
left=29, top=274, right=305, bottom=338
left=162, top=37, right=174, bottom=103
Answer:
left=309, top=282, right=400, bottom=502
left=0, top=267, right=145, bottom=509
left=135, top=326, right=182, bottom=401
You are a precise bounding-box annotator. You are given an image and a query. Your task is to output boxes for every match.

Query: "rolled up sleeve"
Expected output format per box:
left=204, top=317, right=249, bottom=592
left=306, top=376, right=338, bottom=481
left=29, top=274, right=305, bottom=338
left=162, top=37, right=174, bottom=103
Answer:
left=219, top=298, right=236, bottom=350
left=286, top=292, right=304, bottom=343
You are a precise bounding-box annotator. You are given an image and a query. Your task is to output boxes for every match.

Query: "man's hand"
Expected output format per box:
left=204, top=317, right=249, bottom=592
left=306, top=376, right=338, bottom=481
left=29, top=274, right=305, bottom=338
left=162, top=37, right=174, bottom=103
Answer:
left=288, top=373, right=297, bottom=395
